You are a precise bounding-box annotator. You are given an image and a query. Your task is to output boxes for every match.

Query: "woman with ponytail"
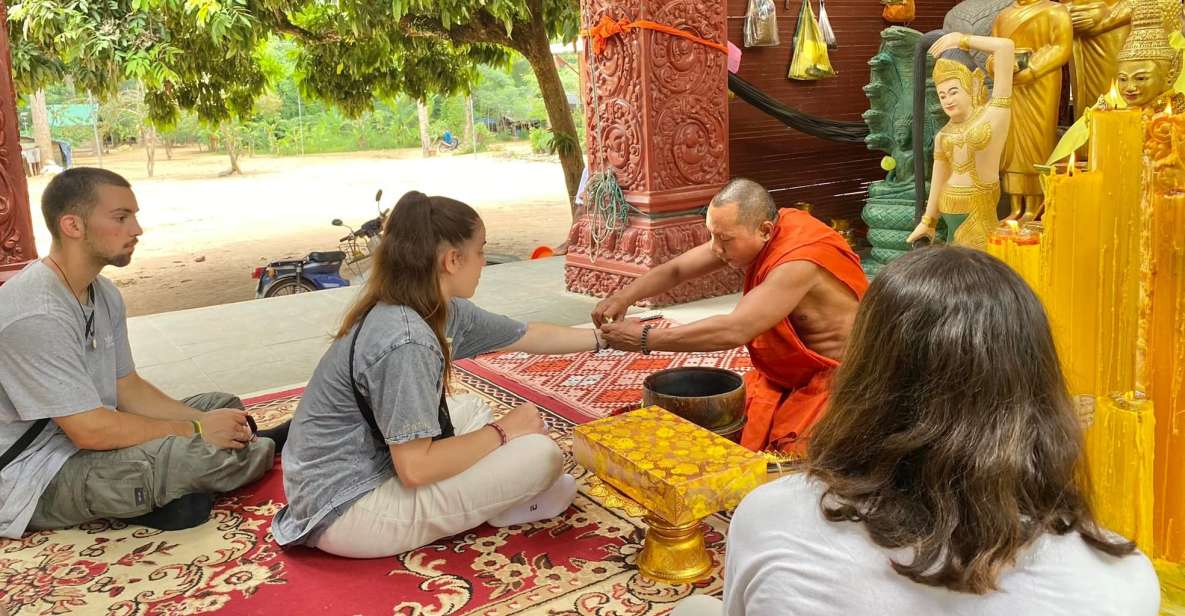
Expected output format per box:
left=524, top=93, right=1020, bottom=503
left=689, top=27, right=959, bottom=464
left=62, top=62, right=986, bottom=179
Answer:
left=272, top=191, right=598, bottom=558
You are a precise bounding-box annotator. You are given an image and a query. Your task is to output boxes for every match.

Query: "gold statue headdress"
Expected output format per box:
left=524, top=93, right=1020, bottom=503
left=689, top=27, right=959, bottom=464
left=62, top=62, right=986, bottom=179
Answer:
left=1117, top=0, right=1182, bottom=80
left=933, top=57, right=989, bottom=108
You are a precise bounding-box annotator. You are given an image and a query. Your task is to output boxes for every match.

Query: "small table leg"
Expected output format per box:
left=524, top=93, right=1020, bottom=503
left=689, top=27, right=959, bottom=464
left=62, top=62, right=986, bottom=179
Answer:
left=637, top=515, right=713, bottom=584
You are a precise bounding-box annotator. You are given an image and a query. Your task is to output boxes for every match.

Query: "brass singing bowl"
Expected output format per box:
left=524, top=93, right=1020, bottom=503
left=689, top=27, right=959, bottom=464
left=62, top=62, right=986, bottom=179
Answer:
left=642, top=367, right=746, bottom=441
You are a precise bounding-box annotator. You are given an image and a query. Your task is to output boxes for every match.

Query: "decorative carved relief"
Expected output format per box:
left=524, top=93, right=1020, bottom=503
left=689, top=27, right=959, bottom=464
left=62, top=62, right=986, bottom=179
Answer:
left=647, top=0, right=728, bottom=192
left=582, top=0, right=646, bottom=190
left=565, top=263, right=742, bottom=307
left=649, top=0, right=726, bottom=97
left=565, top=215, right=723, bottom=268
left=0, top=113, right=24, bottom=265
left=655, top=95, right=728, bottom=189
left=599, top=100, right=645, bottom=189
left=571, top=0, right=732, bottom=304
left=0, top=0, right=34, bottom=272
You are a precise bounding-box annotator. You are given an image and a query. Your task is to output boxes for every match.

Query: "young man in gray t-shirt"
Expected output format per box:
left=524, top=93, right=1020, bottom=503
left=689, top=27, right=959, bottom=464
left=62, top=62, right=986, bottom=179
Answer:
left=0, top=168, right=276, bottom=540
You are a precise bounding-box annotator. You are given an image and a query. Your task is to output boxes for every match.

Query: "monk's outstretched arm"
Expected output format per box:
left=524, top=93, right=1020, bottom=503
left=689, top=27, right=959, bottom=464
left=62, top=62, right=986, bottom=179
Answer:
left=644, top=261, right=818, bottom=352
left=591, top=243, right=727, bottom=327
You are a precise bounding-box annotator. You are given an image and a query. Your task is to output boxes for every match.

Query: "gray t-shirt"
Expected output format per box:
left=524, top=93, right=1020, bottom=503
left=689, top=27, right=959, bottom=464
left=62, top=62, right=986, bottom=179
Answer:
left=272, top=298, right=526, bottom=546
left=0, top=261, right=134, bottom=538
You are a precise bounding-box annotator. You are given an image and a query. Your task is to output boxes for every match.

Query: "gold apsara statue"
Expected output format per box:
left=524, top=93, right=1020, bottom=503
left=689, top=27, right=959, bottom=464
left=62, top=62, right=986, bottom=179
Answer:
left=1067, top=0, right=1132, bottom=118
left=908, top=34, right=1016, bottom=250
left=991, top=0, right=1073, bottom=221
left=1114, top=0, right=1185, bottom=111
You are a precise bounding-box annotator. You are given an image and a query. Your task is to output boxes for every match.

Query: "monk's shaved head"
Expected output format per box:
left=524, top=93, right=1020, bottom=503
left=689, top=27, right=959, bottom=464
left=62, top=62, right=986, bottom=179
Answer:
left=709, top=178, right=778, bottom=228
left=705, top=178, right=779, bottom=270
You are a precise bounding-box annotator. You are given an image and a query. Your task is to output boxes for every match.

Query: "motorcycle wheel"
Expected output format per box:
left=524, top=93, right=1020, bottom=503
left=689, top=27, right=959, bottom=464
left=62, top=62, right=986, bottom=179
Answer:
left=264, top=279, right=318, bottom=298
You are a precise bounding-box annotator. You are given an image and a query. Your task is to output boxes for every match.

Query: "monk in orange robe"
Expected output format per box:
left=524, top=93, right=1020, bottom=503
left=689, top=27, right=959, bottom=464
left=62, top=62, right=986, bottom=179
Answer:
left=597, top=178, right=868, bottom=454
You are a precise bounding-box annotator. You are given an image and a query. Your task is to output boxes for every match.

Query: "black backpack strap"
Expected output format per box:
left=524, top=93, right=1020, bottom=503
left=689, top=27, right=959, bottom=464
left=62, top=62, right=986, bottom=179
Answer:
left=0, top=419, right=50, bottom=472
left=437, top=390, right=455, bottom=440
left=349, top=309, right=386, bottom=444
left=350, top=307, right=456, bottom=444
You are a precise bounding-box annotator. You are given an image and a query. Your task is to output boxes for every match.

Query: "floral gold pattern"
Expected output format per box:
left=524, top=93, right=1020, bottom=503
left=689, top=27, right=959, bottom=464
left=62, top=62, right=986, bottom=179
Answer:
left=574, top=406, right=767, bottom=525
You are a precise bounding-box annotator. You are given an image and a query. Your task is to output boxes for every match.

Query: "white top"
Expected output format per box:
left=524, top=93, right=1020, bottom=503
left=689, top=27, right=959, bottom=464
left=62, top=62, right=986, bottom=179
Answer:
left=723, top=474, right=1160, bottom=615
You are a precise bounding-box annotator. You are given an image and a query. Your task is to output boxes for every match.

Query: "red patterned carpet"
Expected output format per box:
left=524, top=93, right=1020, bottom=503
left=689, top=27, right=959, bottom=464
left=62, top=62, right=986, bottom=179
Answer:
left=0, top=353, right=737, bottom=615
left=457, top=342, right=751, bottom=424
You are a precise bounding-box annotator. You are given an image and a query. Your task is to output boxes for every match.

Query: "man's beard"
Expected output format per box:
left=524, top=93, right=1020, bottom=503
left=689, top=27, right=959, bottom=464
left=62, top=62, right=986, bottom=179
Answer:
left=83, top=235, right=133, bottom=268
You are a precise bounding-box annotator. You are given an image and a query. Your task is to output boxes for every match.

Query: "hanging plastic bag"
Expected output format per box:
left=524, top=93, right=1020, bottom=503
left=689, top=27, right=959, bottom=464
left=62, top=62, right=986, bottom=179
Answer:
left=788, top=0, right=837, bottom=80
left=745, top=0, right=780, bottom=47
left=818, top=0, right=837, bottom=49
left=881, top=0, right=916, bottom=24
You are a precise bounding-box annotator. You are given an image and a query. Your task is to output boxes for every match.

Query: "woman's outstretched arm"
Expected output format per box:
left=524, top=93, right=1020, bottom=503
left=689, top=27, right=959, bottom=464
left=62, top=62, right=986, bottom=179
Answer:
left=498, top=323, right=599, bottom=355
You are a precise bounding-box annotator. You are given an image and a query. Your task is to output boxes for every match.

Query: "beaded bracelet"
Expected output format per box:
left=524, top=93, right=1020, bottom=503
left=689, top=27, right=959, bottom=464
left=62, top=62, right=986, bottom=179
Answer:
left=640, top=323, right=655, bottom=356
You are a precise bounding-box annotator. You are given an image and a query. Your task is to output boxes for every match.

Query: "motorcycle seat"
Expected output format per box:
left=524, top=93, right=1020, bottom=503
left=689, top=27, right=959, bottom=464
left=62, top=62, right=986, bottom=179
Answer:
left=308, top=251, right=347, bottom=263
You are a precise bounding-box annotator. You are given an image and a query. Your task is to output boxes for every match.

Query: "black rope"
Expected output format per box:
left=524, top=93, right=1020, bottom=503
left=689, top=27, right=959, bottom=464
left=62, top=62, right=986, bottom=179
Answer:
left=727, top=73, right=870, bottom=144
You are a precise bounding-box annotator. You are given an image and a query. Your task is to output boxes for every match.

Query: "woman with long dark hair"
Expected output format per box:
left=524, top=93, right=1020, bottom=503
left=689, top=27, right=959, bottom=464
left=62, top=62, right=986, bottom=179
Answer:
left=272, top=191, right=598, bottom=558
left=675, top=246, right=1158, bottom=614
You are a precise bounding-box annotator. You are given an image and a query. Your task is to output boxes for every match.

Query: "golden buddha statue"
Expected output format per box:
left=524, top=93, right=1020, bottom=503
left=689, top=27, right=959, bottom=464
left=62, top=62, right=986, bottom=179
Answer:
left=908, top=34, right=1015, bottom=250
left=991, top=0, right=1073, bottom=221
left=1114, top=0, right=1185, bottom=111
left=1066, top=0, right=1131, bottom=119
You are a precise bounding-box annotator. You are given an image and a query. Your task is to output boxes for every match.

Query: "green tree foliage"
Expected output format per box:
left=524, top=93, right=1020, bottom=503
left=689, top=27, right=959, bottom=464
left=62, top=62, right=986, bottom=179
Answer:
left=30, top=51, right=574, bottom=163
left=9, top=0, right=585, bottom=208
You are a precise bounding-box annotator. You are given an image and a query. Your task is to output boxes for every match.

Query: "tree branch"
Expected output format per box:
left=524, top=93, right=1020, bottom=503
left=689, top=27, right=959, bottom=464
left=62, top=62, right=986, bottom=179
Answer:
left=398, top=12, right=520, bottom=50
left=265, top=9, right=341, bottom=44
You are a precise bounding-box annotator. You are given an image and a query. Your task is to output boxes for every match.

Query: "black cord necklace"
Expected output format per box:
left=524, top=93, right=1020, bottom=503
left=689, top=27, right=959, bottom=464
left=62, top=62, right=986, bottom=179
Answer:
left=46, top=257, right=96, bottom=350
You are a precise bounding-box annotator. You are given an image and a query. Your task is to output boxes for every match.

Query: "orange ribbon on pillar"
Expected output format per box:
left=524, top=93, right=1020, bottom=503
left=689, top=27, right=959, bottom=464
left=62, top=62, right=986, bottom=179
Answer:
left=582, top=15, right=728, bottom=56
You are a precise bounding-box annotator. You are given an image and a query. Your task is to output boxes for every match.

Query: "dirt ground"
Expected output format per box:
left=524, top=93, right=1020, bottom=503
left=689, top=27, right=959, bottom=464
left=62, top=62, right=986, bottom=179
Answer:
left=26, top=143, right=573, bottom=316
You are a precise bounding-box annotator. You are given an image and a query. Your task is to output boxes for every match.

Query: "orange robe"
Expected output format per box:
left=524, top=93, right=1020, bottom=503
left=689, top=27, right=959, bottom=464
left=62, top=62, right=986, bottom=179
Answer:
left=739, top=209, right=868, bottom=454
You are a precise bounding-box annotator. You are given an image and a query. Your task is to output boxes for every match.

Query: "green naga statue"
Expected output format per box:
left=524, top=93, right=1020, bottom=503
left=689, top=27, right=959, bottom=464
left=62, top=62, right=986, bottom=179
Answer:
left=861, top=27, right=946, bottom=276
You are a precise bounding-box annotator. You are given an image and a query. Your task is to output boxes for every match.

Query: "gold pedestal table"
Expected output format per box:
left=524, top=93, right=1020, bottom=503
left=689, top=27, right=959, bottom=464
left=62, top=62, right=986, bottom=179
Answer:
left=573, top=406, right=767, bottom=584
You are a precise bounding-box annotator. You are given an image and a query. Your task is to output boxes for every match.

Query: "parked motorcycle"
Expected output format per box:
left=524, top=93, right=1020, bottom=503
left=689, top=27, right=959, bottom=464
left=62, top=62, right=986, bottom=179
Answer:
left=252, top=189, right=388, bottom=298
left=252, top=249, right=349, bottom=298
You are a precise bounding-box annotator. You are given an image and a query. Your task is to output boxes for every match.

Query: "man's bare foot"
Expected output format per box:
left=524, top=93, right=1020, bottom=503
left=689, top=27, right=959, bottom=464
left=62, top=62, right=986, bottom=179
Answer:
left=553, top=241, right=569, bottom=256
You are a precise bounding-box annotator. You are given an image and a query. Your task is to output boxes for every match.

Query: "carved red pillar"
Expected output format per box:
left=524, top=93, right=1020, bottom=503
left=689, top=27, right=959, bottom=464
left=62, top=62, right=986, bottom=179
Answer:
left=0, top=0, right=36, bottom=285
left=564, top=0, right=741, bottom=305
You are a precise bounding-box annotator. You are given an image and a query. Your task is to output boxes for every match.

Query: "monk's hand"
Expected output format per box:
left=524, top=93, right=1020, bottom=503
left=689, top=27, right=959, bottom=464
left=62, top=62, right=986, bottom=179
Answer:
left=906, top=222, right=937, bottom=246
left=601, top=320, right=646, bottom=353
left=592, top=295, right=629, bottom=327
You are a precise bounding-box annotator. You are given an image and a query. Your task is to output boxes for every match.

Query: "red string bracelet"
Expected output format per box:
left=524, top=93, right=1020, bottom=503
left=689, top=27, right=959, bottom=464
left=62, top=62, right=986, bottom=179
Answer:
left=489, top=422, right=509, bottom=446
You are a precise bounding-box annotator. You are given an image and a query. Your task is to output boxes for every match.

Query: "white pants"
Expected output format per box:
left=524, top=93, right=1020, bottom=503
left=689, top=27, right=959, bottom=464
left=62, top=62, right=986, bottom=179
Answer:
left=313, top=394, right=564, bottom=558
left=670, top=595, right=724, bottom=616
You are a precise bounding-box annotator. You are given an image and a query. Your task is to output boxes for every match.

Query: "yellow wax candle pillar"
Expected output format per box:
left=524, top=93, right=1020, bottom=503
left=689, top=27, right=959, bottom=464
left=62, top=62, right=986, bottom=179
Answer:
left=1089, top=109, right=1144, bottom=397
left=1144, top=111, right=1185, bottom=562
left=1085, top=391, right=1156, bottom=554
left=1041, top=166, right=1105, bottom=399
left=989, top=221, right=1043, bottom=296
left=1012, top=224, right=1042, bottom=295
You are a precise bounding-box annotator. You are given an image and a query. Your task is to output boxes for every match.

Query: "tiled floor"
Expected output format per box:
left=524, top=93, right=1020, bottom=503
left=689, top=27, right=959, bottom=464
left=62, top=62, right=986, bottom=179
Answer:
left=126, top=257, right=739, bottom=398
